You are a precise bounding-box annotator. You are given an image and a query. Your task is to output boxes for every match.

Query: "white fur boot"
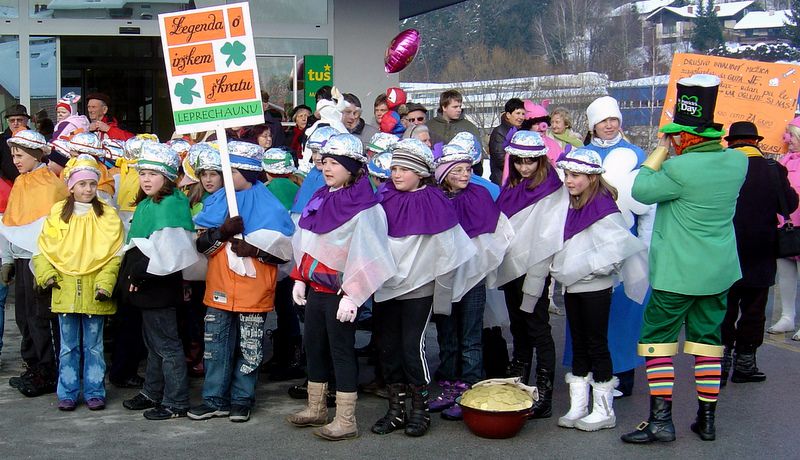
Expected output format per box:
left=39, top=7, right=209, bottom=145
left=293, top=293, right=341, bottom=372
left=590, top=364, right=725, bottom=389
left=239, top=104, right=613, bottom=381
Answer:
left=575, top=376, right=619, bottom=432
left=557, top=373, right=591, bottom=428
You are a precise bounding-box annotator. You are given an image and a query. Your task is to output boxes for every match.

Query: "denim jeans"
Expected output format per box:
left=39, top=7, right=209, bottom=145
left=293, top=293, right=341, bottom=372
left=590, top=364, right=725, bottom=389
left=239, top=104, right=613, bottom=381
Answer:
left=433, top=282, right=486, bottom=384
left=0, top=281, right=8, bottom=357
left=202, top=307, right=266, bottom=410
left=141, top=307, right=189, bottom=409
left=57, top=314, right=106, bottom=401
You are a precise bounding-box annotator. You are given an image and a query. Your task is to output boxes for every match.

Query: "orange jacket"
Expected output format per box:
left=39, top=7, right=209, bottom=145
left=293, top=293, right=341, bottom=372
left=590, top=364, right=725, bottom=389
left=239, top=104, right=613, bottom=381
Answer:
left=203, top=245, right=277, bottom=313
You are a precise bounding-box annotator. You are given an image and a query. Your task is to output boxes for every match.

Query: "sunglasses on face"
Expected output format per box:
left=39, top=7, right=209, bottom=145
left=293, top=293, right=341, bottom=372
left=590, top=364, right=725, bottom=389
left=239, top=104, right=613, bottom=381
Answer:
left=410, top=116, right=425, bottom=122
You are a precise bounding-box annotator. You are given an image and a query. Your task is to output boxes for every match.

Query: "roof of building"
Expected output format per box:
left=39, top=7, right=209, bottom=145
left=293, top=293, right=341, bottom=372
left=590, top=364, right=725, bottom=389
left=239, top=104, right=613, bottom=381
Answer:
left=609, top=0, right=675, bottom=17
left=734, top=9, right=791, bottom=30
left=646, top=0, right=754, bottom=21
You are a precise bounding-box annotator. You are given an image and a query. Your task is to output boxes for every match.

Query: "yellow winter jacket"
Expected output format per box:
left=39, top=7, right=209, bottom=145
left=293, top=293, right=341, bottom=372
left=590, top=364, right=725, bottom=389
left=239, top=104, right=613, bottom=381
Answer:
left=33, top=254, right=121, bottom=315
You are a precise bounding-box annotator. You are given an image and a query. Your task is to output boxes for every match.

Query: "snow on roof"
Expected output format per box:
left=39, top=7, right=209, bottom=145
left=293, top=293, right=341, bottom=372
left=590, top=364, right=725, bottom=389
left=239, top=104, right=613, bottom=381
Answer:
left=647, top=0, right=753, bottom=20
left=734, top=10, right=791, bottom=30
left=610, top=0, right=675, bottom=17
left=609, top=75, right=670, bottom=88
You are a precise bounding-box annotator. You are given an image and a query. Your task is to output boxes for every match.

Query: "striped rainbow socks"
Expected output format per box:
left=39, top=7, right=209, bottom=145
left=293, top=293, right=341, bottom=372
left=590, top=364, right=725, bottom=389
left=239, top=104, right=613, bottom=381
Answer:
left=695, top=356, right=721, bottom=402
left=646, top=357, right=674, bottom=401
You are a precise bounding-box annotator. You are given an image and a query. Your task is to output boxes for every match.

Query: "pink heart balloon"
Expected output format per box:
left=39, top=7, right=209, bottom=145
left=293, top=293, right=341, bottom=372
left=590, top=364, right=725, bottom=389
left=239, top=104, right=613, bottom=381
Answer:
left=385, top=29, right=420, bottom=74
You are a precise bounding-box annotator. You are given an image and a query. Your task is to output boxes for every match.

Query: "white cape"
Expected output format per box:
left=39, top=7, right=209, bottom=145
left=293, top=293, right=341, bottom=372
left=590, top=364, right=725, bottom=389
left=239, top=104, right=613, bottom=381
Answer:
left=374, top=225, right=476, bottom=310
left=451, top=213, right=515, bottom=302
left=550, top=213, right=649, bottom=303
left=125, top=226, right=200, bottom=276
left=293, top=206, right=396, bottom=306
left=0, top=216, right=46, bottom=255
left=487, top=186, right=569, bottom=301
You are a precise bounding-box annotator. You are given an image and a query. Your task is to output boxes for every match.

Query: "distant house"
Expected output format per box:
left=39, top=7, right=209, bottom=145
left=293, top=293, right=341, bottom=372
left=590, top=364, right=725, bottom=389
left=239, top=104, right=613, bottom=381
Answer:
left=646, top=1, right=754, bottom=44
left=734, top=9, right=791, bottom=44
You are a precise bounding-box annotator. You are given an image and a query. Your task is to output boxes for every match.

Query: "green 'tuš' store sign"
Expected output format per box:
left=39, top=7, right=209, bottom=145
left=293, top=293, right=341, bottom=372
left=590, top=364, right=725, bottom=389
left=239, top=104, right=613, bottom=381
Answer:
left=304, top=54, right=333, bottom=112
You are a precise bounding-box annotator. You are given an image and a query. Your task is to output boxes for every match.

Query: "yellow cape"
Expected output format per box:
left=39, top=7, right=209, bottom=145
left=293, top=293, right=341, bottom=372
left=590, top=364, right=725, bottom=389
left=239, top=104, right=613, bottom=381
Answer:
left=38, top=200, right=124, bottom=276
left=116, top=158, right=139, bottom=212
left=3, top=166, right=68, bottom=226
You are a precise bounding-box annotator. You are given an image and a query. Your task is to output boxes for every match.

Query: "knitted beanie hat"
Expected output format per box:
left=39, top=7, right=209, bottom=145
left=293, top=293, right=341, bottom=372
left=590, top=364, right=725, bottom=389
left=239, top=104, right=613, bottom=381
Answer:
left=56, top=92, right=81, bottom=116
left=586, top=96, right=622, bottom=131
left=391, top=138, right=434, bottom=178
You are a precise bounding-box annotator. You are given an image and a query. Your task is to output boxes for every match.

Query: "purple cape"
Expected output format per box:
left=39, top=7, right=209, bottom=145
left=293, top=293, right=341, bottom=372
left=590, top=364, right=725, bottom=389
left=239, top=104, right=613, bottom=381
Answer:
left=451, top=183, right=501, bottom=238
left=564, top=191, right=620, bottom=241
left=298, top=175, right=380, bottom=234
left=496, top=166, right=562, bottom=218
left=380, top=181, right=459, bottom=238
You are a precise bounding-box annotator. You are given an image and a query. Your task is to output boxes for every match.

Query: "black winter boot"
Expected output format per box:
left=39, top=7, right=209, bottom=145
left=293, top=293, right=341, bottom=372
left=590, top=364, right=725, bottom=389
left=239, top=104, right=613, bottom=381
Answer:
left=528, top=369, right=554, bottom=419
left=371, top=383, right=407, bottom=435
left=731, top=351, right=766, bottom=383
left=720, top=347, right=732, bottom=388
left=690, top=400, right=716, bottom=441
left=506, top=358, right=532, bottom=385
left=620, top=396, right=676, bottom=443
left=404, top=384, right=431, bottom=437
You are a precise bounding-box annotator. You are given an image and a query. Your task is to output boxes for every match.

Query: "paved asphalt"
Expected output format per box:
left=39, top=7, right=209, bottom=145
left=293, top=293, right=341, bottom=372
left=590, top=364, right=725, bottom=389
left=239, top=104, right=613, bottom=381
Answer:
left=0, top=292, right=798, bottom=459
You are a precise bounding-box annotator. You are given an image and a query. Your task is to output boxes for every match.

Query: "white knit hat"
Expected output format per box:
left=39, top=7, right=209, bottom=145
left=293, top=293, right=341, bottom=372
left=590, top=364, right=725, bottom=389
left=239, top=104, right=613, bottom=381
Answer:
left=586, top=96, right=622, bottom=131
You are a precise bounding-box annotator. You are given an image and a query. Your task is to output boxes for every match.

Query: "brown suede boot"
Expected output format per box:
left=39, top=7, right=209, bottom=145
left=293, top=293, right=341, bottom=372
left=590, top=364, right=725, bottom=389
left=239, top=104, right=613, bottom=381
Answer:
left=314, top=391, right=358, bottom=441
left=286, top=381, right=328, bottom=427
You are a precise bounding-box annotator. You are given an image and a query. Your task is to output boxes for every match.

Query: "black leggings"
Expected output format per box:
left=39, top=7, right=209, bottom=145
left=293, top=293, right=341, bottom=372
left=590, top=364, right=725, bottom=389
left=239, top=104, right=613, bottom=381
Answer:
left=502, top=275, right=555, bottom=370
left=564, top=288, right=613, bottom=383
left=304, top=290, right=358, bottom=392
left=375, top=296, right=432, bottom=386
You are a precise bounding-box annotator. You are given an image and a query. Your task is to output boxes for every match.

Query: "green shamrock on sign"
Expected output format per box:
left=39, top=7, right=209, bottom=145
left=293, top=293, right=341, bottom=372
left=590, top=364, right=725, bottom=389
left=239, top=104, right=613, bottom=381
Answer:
left=175, top=78, right=201, bottom=104
left=221, top=41, right=246, bottom=67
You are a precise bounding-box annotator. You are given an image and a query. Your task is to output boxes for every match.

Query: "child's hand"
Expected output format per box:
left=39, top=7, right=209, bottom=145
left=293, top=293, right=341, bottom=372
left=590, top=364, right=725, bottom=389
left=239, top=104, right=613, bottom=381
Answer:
left=45, top=277, right=60, bottom=290
left=219, top=216, right=244, bottom=241
left=95, top=289, right=111, bottom=301
left=0, top=263, right=14, bottom=285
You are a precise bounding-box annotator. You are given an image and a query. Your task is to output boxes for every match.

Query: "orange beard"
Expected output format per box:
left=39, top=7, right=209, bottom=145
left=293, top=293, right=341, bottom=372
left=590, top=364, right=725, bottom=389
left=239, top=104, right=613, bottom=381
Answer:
left=670, top=132, right=707, bottom=155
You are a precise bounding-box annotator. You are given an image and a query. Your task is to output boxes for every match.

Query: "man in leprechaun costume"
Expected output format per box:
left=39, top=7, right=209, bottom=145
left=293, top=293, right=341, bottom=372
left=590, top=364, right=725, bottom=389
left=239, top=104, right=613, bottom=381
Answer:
left=621, top=74, right=748, bottom=444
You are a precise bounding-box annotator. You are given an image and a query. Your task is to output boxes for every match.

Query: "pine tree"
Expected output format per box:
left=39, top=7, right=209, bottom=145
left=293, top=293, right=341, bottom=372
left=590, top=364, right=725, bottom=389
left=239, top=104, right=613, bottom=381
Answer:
left=691, top=0, right=724, bottom=52
left=785, top=0, right=800, bottom=47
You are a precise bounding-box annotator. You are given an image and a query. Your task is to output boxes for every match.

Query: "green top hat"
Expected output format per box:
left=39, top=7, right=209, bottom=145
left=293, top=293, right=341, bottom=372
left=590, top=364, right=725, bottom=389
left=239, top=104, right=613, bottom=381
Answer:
left=661, top=74, right=725, bottom=138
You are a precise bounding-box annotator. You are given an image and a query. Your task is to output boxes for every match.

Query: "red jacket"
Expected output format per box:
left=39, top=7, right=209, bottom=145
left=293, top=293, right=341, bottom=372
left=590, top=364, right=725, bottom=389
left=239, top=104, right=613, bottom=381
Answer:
left=95, top=116, right=134, bottom=142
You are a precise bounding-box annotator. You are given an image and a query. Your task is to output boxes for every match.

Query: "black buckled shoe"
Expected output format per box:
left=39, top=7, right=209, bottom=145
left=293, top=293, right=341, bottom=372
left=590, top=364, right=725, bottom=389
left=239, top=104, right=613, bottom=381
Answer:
left=621, top=396, right=676, bottom=444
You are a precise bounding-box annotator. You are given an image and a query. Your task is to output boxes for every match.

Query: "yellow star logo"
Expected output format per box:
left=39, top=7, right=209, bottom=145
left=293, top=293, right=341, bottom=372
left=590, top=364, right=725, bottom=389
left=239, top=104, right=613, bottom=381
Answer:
left=324, top=64, right=331, bottom=71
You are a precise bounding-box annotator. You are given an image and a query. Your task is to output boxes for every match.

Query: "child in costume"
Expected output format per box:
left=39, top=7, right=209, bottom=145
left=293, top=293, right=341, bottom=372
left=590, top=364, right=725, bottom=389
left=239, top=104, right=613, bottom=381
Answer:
left=366, top=132, right=399, bottom=160
left=487, top=130, right=569, bottom=419
left=287, top=133, right=396, bottom=440
left=34, top=154, right=123, bottom=411
left=447, top=131, right=500, bottom=200
left=117, top=134, right=158, bottom=230
left=65, top=132, right=116, bottom=205
left=263, top=147, right=303, bottom=211
left=429, top=143, right=514, bottom=421
left=0, top=130, right=68, bottom=397
left=368, top=151, right=392, bottom=191
left=189, top=140, right=294, bottom=423
left=623, top=75, right=748, bottom=444
left=372, top=138, right=475, bottom=438
left=119, top=142, right=199, bottom=420
left=51, top=92, right=90, bottom=142
left=552, top=148, right=647, bottom=432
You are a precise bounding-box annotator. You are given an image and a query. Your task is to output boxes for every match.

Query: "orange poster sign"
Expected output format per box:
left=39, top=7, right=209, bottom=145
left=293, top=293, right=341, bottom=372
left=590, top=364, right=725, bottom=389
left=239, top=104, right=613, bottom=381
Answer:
left=163, top=9, right=227, bottom=46
left=169, top=43, right=216, bottom=76
left=203, top=69, right=256, bottom=104
left=661, top=53, right=800, bottom=155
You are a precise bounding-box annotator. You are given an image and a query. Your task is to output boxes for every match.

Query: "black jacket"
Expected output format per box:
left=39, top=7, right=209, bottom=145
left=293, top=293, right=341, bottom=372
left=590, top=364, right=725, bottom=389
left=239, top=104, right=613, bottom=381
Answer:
left=115, top=247, right=183, bottom=309
left=488, top=119, right=513, bottom=185
left=0, top=128, right=20, bottom=182
left=732, top=146, right=799, bottom=287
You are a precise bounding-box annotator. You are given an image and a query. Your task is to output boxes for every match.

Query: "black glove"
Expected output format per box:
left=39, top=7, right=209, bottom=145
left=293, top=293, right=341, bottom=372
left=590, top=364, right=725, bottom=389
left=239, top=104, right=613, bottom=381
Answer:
left=95, top=289, right=111, bottom=302
left=231, top=238, right=260, bottom=258
left=219, top=216, right=245, bottom=241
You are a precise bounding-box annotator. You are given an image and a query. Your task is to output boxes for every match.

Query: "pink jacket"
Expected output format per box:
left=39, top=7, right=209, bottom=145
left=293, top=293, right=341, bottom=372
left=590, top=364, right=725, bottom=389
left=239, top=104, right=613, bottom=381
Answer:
left=501, top=132, right=562, bottom=185
left=779, top=151, right=800, bottom=226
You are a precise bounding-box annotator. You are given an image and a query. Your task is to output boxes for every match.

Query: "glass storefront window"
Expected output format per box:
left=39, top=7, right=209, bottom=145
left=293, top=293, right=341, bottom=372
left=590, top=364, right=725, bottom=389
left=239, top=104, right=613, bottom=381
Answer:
left=0, top=36, right=21, bottom=132
left=254, top=38, right=327, bottom=115
left=244, top=0, right=327, bottom=25
left=30, top=0, right=193, bottom=20
left=29, top=37, right=58, bottom=138
left=0, top=0, right=19, bottom=18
